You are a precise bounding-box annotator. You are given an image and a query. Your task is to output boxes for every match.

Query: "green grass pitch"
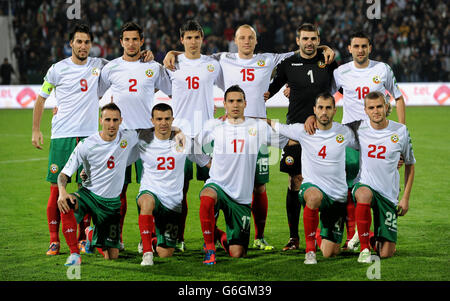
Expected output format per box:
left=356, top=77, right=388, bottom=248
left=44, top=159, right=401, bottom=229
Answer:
left=0, top=107, right=449, bottom=281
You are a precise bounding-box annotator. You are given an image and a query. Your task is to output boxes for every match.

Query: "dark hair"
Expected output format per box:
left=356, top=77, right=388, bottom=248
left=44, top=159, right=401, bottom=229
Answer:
left=224, top=85, right=246, bottom=101
left=120, top=22, right=143, bottom=39
left=152, top=103, right=173, bottom=117
left=180, top=19, right=204, bottom=38
left=296, top=23, right=319, bottom=37
left=349, top=31, right=371, bottom=45
left=315, top=91, right=335, bottom=107
left=69, top=23, right=93, bottom=42
left=101, top=102, right=121, bottom=116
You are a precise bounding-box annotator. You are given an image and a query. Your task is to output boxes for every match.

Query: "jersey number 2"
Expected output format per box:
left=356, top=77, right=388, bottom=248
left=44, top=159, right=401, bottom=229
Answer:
left=129, top=79, right=137, bottom=92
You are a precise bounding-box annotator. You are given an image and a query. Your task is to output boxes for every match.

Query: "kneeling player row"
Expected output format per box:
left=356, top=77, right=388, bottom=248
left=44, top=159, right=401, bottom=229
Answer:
left=58, top=86, right=415, bottom=266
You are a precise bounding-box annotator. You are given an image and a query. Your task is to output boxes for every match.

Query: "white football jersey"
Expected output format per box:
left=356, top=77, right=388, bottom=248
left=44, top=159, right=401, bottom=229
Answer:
left=275, top=122, right=358, bottom=202
left=356, top=120, right=416, bottom=205
left=196, top=118, right=288, bottom=205
left=167, top=54, right=223, bottom=137
left=137, top=135, right=210, bottom=213
left=99, top=57, right=172, bottom=130
left=61, top=130, right=139, bottom=199
left=40, top=57, right=107, bottom=139
left=333, top=60, right=402, bottom=124
left=214, top=52, right=294, bottom=118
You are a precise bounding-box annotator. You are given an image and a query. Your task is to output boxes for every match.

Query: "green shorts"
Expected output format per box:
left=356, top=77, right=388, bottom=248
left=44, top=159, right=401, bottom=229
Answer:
left=352, top=183, right=398, bottom=243
left=345, top=147, right=360, bottom=188
left=46, top=137, right=85, bottom=183
left=201, top=183, right=251, bottom=248
left=255, top=144, right=269, bottom=184
left=136, top=190, right=181, bottom=248
left=185, top=158, right=210, bottom=182
left=125, top=159, right=143, bottom=184
left=299, top=183, right=346, bottom=244
left=72, top=187, right=121, bottom=249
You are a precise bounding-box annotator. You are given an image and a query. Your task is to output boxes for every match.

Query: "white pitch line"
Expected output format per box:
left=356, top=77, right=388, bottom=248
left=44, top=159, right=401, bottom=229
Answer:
left=0, top=158, right=47, bottom=164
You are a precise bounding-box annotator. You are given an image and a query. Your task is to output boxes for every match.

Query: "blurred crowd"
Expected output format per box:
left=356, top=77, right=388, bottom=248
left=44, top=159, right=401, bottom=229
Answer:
left=2, top=0, right=449, bottom=84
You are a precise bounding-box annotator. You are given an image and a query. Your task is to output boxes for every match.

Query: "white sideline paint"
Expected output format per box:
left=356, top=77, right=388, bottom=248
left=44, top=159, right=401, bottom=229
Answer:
left=0, top=157, right=46, bottom=164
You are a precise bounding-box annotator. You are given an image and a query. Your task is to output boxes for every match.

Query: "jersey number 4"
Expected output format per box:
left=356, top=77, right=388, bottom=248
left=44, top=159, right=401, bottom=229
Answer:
left=318, top=146, right=327, bottom=159
left=157, top=157, right=175, bottom=170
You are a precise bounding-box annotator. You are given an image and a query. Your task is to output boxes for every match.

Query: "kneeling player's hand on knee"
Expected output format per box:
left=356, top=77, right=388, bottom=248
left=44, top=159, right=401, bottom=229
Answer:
left=57, top=193, right=76, bottom=214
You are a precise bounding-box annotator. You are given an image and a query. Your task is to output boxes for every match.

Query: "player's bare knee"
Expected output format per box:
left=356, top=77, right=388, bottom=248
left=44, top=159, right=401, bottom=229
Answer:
left=138, top=197, right=154, bottom=215
left=200, top=187, right=217, bottom=201
left=229, top=246, right=246, bottom=258
left=379, top=242, right=396, bottom=258
left=355, top=187, right=372, bottom=204
left=304, top=188, right=322, bottom=209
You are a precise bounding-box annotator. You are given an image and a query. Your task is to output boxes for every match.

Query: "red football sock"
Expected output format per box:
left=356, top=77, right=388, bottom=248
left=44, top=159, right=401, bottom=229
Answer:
left=47, top=186, right=60, bottom=243
left=151, top=236, right=158, bottom=252
left=315, top=228, right=322, bottom=250
left=60, top=210, right=80, bottom=254
left=119, top=189, right=127, bottom=242
left=178, top=195, right=188, bottom=241
left=138, top=214, right=155, bottom=254
left=96, top=248, right=105, bottom=257
left=252, top=190, right=268, bottom=239
left=77, top=214, right=91, bottom=241
left=303, top=206, right=319, bottom=253
left=199, top=196, right=216, bottom=250
left=355, top=203, right=372, bottom=251
left=346, top=189, right=356, bottom=241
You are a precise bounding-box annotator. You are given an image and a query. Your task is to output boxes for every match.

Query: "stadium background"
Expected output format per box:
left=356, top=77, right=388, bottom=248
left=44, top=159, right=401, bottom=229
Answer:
left=0, top=0, right=449, bottom=285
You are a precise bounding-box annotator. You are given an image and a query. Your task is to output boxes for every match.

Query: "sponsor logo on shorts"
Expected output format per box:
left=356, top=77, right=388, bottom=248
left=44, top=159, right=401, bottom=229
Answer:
left=336, top=134, right=345, bottom=143
left=120, top=140, right=128, bottom=148
left=207, top=64, right=215, bottom=72
left=391, top=134, right=399, bottom=143
left=373, top=75, right=381, bottom=84
left=50, top=164, right=59, bottom=174
left=257, top=59, right=266, bottom=67
left=285, top=156, right=294, bottom=166
left=318, top=61, right=326, bottom=68
left=145, top=69, right=154, bottom=78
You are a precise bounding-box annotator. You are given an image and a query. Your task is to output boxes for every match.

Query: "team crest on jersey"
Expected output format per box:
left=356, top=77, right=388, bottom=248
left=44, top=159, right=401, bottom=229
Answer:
left=145, top=69, right=154, bottom=78
left=391, top=134, right=399, bottom=143
left=50, top=164, right=59, bottom=174
left=373, top=75, right=381, bottom=84
left=317, top=61, right=326, bottom=68
left=175, top=142, right=185, bottom=153
left=248, top=128, right=257, bottom=136
left=207, top=64, right=215, bottom=72
left=257, top=59, right=266, bottom=67
left=91, top=67, right=100, bottom=76
left=120, top=140, right=128, bottom=149
left=336, top=134, right=344, bottom=144
left=285, top=156, right=294, bottom=166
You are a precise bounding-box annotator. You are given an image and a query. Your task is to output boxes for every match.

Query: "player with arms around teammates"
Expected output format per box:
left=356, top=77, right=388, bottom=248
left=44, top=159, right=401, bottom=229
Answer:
left=98, top=22, right=172, bottom=250
left=57, top=103, right=139, bottom=266
left=136, top=103, right=210, bottom=266
left=351, top=91, right=415, bottom=263
left=267, top=92, right=358, bottom=264
left=165, top=23, right=335, bottom=251
left=163, top=20, right=223, bottom=252
left=196, top=85, right=288, bottom=265
left=266, top=23, right=338, bottom=252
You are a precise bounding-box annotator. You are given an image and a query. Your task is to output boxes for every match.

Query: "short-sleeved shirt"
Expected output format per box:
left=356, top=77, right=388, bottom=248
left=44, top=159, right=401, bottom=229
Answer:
left=356, top=119, right=415, bottom=205
left=333, top=60, right=402, bottom=124
left=40, top=57, right=108, bottom=139
left=61, top=129, right=139, bottom=199
left=195, top=118, right=288, bottom=205
left=98, top=58, right=172, bottom=130
left=214, top=52, right=294, bottom=118
left=274, top=121, right=358, bottom=202
left=167, top=54, right=223, bottom=138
